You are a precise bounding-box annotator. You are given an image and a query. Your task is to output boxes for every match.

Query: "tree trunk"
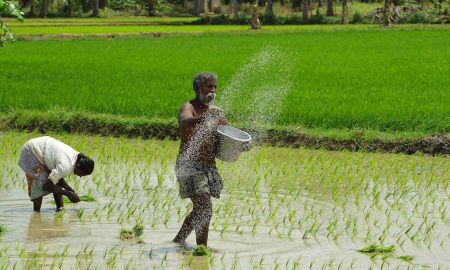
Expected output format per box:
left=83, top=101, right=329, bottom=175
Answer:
left=231, top=0, right=239, bottom=16
left=341, top=0, right=347, bottom=23
left=92, top=0, right=99, bottom=17
left=383, top=0, right=391, bottom=26
left=326, top=0, right=334, bottom=16
left=146, top=0, right=155, bottom=16
left=38, top=0, right=47, bottom=17
left=99, top=0, right=106, bottom=9
left=292, top=0, right=299, bottom=9
left=29, top=0, right=36, bottom=17
left=302, top=0, right=310, bottom=19
left=280, top=0, right=285, bottom=6
left=203, top=0, right=208, bottom=13
left=250, top=4, right=261, bottom=29
left=67, top=0, right=73, bottom=17
left=80, top=0, right=90, bottom=12
left=193, top=0, right=200, bottom=15
left=266, top=0, right=274, bottom=15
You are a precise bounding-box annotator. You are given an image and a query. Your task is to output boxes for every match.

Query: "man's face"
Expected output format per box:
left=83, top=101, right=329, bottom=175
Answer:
left=198, top=79, right=216, bottom=105
left=74, top=167, right=88, bottom=177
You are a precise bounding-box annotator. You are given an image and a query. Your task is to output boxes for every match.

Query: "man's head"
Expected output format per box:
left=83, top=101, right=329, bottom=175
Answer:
left=74, top=153, right=94, bottom=177
left=193, top=72, right=217, bottom=106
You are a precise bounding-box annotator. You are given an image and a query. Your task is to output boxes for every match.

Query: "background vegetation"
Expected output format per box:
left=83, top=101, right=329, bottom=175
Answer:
left=1, top=28, right=449, bottom=135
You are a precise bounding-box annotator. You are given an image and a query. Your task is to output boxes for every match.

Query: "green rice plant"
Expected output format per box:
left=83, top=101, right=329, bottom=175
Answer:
left=1, top=28, right=449, bottom=138
left=132, top=224, right=144, bottom=238
left=192, top=245, right=209, bottom=256
left=358, top=243, right=395, bottom=253
left=0, top=225, right=5, bottom=235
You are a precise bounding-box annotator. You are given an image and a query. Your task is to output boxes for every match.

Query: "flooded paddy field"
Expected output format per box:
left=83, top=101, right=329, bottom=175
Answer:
left=0, top=131, right=449, bottom=269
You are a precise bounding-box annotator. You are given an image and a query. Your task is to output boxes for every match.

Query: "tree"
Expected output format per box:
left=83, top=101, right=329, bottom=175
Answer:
left=92, top=0, right=99, bottom=16
left=303, top=0, right=310, bottom=19
left=230, top=0, right=238, bottom=16
left=38, top=0, right=47, bottom=17
left=341, top=0, right=347, bottom=23
left=326, top=0, right=334, bottom=16
left=0, top=0, right=23, bottom=46
left=383, top=0, right=392, bottom=26
left=266, top=0, right=274, bottom=15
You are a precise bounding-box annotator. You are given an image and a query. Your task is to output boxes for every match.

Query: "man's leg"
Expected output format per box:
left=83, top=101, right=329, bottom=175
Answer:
left=32, top=196, right=43, bottom=212
left=194, top=195, right=212, bottom=246
left=53, top=193, right=64, bottom=211
left=173, top=194, right=212, bottom=245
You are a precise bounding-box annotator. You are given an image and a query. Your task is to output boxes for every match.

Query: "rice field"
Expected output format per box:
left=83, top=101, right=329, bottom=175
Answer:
left=0, top=131, right=448, bottom=269
left=1, top=27, right=449, bottom=136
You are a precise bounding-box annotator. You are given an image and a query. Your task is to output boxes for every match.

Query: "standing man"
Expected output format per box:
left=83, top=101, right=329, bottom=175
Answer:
left=173, top=72, right=228, bottom=247
left=18, top=136, right=94, bottom=212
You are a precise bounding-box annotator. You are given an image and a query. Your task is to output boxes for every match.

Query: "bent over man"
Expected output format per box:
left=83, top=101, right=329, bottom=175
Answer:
left=18, top=136, right=94, bottom=212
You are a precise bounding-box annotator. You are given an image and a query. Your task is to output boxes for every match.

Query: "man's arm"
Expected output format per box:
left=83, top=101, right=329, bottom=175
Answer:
left=178, top=103, right=202, bottom=129
left=57, top=178, right=75, bottom=193
left=43, top=179, right=80, bottom=203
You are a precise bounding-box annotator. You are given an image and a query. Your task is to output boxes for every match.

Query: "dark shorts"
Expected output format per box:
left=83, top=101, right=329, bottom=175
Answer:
left=175, top=157, right=223, bottom=199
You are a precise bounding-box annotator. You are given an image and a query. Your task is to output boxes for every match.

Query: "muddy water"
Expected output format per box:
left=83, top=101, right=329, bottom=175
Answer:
left=0, top=131, right=449, bottom=269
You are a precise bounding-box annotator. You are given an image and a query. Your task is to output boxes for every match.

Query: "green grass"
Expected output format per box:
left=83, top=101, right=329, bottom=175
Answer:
left=1, top=28, right=449, bottom=135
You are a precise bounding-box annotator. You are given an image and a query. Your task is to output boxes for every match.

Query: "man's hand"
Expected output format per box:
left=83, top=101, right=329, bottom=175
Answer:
left=206, top=106, right=225, bottom=119
left=44, top=179, right=80, bottom=203
left=204, top=106, right=228, bottom=126
left=65, top=191, right=80, bottom=203
left=57, top=178, right=75, bottom=193
left=240, top=141, right=252, bottom=152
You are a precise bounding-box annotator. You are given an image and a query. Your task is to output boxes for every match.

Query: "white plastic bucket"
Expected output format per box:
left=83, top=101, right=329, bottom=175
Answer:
left=216, top=125, right=251, bottom=162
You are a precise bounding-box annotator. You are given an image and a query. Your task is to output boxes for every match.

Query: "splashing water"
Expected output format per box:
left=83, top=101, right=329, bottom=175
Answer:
left=218, top=45, right=294, bottom=134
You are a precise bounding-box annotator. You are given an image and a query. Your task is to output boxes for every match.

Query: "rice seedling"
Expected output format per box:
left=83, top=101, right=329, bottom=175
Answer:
left=191, top=245, right=209, bottom=256
left=0, top=131, right=448, bottom=269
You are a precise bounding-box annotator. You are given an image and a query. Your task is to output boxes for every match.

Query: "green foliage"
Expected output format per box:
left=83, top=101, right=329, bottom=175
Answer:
left=350, top=11, right=367, bottom=23
left=0, top=0, right=23, bottom=46
left=192, top=245, right=209, bottom=256
left=405, top=10, right=437, bottom=23
left=0, top=225, right=5, bottom=235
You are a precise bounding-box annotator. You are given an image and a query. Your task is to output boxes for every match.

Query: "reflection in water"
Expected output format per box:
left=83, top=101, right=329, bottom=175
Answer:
left=27, top=212, right=71, bottom=242
left=182, top=253, right=209, bottom=270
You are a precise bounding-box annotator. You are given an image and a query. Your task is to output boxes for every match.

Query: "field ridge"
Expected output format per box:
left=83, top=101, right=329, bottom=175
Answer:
left=1, top=110, right=448, bottom=155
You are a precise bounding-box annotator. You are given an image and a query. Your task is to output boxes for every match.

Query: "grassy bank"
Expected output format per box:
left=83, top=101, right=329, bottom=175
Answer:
left=1, top=110, right=448, bottom=155
left=7, top=23, right=450, bottom=35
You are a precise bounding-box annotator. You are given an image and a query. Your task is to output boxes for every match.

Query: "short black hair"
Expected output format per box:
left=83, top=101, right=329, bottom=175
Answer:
left=75, top=153, right=94, bottom=175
